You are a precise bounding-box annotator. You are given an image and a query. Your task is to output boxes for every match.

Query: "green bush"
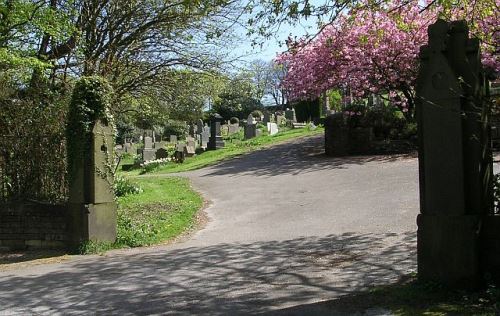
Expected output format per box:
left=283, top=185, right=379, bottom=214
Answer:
left=229, top=117, right=239, bottom=124
left=251, top=110, right=263, bottom=120
left=361, top=106, right=406, bottom=138
left=293, top=98, right=321, bottom=122
left=114, top=175, right=143, bottom=196
left=162, top=120, right=188, bottom=139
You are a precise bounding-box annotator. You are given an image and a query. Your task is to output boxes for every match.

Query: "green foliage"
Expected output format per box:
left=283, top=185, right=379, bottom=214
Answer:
left=229, top=117, right=239, bottom=124
left=251, top=110, right=263, bottom=119
left=114, top=175, right=143, bottom=197
left=162, top=120, right=189, bottom=139
left=293, top=98, right=321, bottom=122
left=66, top=76, right=115, bottom=180
left=77, top=240, right=116, bottom=255
left=116, top=177, right=203, bottom=248
left=493, top=173, right=500, bottom=214
left=362, top=106, right=407, bottom=138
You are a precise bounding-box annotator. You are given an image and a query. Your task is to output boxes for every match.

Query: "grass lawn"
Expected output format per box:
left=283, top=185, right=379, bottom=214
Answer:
left=79, top=176, right=203, bottom=254
left=119, top=126, right=323, bottom=176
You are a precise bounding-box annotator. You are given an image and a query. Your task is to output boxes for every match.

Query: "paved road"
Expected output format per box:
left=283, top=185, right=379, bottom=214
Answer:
left=0, top=135, right=419, bottom=315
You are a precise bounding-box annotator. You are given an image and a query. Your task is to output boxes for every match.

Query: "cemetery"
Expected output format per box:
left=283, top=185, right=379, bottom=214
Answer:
left=0, top=0, right=499, bottom=314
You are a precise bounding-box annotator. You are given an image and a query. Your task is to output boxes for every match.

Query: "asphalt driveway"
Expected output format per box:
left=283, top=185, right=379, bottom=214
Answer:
left=0, top=135, right=419, bottom=315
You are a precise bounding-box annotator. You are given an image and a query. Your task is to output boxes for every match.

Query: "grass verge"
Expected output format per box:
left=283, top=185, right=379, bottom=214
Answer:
left=120, top=126, right=323, bottom=176
left=79, top=176, right=203, bottom=254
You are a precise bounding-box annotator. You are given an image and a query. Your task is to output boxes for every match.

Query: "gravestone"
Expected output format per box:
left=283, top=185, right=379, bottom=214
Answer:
left=170, top=135, right=177, bottom=144
left=208, top=113, right=225, bottom=150
left=267, top=122, right=279, bottom=136
left=124, top=142, right=132, bottom=153
left=201, top=125, right=210, bottom=149
left=416, top=19, right=492, bottom=287
left=189, top=124, right=195, bottom=137
left=174, top=143, right=186, bottom=163
left=276, top=114, right=286, bottom=126
left=285, top=108, right=297, bottom=122
left=155, top=148, right=168, bottom=160
left=197, top=119, right=204, bottom=134
left=186, top=137, right=196, bottom=157
left=142, top=136, right=156, bottom=162
left=245, top=114, right=257, bottom=140
left=228, top=124, right=239, bottom=135
left=263, top=112, right=273, bottom=124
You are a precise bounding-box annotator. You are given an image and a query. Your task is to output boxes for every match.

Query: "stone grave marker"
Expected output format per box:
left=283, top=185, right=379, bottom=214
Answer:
left=285, top=108, right=297, bottom=122
left=197, top=119, right=204, bottom=134
left=155, top=148, right=168, bottom=160
left=267, top=122, right=279, bottom=136
left=208, top=113, right=225, bottom=150
left=228, top=124, right=239, bottom=134
left=245, top=114, right=257, bottom=140
left=186, top=137, right=196, bottom=157
left=170, top=135, right=177, bottom=144
left=201, top=125, right=210, bottom=149
left=142, top=136, right=156, bottom=162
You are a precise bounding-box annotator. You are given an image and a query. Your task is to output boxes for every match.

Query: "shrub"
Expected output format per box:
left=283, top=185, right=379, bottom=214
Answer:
left=229, top=117, right=239, bottom=124
left=361, top=106, right=406, bottom=138
left=293, top=98, right=321, bottom=122
left=162, top=120, right=188, bottom=139
left=251, top=110, right=263, bottom=120
left=114, top=175, right=143, bottom=197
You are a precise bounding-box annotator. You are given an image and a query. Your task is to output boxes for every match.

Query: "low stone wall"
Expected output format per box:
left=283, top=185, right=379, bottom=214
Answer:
left=0, top=202, right=67, bottom=251
left=324, top=113, right=373, bottom=156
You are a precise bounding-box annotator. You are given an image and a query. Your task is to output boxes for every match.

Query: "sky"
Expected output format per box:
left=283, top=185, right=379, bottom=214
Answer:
left=231, top=15, right=321, bottom=64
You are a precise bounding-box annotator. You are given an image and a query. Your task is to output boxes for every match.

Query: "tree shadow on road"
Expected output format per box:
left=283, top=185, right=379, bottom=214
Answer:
left=199, top=135, right=417, bottom=178
left=0, top=231, right=416, bottom=315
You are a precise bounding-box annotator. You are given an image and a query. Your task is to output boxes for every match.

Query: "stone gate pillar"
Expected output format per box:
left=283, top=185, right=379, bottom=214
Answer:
left=67, top=77, right=117, bottom=249
left=416, top=19, right=492, bottom=287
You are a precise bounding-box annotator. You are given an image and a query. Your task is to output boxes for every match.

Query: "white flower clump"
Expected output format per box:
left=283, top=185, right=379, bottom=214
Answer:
left=140, top=158, right=171, bottom=167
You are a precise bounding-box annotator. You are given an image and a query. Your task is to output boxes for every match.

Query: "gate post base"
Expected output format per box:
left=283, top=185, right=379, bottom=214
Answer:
left=417, top=214, right=481, bottom=288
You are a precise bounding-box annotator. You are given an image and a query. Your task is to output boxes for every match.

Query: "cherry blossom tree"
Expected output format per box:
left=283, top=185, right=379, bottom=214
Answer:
left=276, top=0, right=499, bottom=119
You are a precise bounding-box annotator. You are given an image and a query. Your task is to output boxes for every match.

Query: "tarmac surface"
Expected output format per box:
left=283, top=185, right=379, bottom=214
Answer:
left=0, top=135, right=419, bottom=315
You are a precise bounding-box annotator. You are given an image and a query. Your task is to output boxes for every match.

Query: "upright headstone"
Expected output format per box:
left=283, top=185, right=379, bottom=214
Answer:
left=170, top=135, right=177, bottom=144
left=263, top=112, right=272, bottom=124
left=124, top=142, right=132, bottom=153
left=197, top=119, right=204, bottom=134
left=189, top=124, right=195, bottom=137
left=186, top=137, right=196, bottom=157
left=416, top=19, right=492, bottom=287
left=155, top=148, right=168, bottom=159
left=267, top=122, right=279, bottom=136
left=208, top=113, right=225, bottom=150
left=228, top=124, right=239, bottom=134
left=285, top=108, right=297, bottom=122
left=142, top=136, right=156, bottom=162
left=201, top=125, right=210, bottom=149
left=245, top=114, right=258, bottom=140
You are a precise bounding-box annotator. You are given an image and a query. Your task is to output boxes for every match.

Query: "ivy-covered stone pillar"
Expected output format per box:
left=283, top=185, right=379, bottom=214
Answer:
left=67, top=77, right=117, bottom=249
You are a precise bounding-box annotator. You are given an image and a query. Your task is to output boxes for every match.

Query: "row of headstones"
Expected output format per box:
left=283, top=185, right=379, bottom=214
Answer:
left=244, top=113, right=280, bottom=140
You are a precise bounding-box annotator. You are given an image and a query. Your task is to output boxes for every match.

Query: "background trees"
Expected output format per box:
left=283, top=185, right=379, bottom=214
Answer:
left=273, top=0, right=498, bottom=120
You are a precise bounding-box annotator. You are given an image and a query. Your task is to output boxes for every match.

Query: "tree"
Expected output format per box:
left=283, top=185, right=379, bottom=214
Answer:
left=213, top=72, right=263, bottom=120
left=275, top=0, right=499, bottom=119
